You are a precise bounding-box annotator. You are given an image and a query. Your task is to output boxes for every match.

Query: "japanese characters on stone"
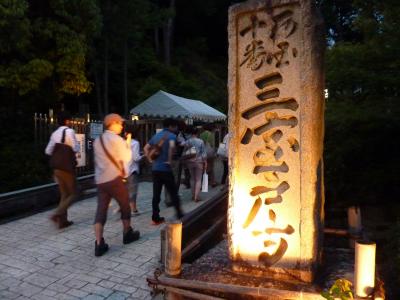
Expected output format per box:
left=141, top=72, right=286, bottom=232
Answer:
left=233, top=3, right=301, bottom=268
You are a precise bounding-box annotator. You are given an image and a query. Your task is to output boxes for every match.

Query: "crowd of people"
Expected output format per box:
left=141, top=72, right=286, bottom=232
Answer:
left=45, top=112, right=229, bottom=257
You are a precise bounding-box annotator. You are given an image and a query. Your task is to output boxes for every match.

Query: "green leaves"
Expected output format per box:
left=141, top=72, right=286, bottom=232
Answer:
left=0, top=0, right=31, bottom=54
left=0, top=0, right=101, bottom=97
left=321, top=279, right=354, bottom=300
left=324, top=0, right=400, bottom=206
left=7, top=59, right=53, bottom=95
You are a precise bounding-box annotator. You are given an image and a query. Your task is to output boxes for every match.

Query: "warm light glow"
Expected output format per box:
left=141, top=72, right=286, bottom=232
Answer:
left=131, top=115, right=139, bottom=121
left=229, top=157, right=302, bottom=267
left=355, top=241, right=376, bottom=297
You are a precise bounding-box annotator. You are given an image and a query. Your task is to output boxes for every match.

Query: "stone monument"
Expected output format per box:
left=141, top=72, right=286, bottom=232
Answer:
left=227, top=0, right=325, bottom=282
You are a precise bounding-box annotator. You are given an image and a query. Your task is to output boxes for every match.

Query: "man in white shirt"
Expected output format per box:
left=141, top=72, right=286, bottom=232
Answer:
left=93, top=114, right=140, bottom=257
left=45, top=111, right=79, bottom=229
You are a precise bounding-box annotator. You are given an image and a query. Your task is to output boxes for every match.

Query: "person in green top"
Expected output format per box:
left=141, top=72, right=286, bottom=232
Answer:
left=200, top=124, right=217, bottom=187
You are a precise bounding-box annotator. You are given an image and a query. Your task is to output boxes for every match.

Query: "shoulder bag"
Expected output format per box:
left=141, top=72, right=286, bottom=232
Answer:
left=181, top=144, right=197, bottom=160
left=147, top=132, right=169, bottom=161
left=49, top=128, right=77, bottom=174
left=100, top=134, right=126, bottom=179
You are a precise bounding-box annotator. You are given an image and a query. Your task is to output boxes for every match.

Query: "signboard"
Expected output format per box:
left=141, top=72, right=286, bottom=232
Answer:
left=89, top=123, right=104, bottom=139
left=75, top=134, right=86, bottom=167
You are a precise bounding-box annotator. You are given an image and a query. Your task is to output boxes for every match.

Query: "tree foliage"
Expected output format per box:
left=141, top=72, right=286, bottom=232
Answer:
left=0, top=0, right=101, bottom=98
left=0, top=0, right=398, bottom=203
left=321, top=0, right=400, bottom=204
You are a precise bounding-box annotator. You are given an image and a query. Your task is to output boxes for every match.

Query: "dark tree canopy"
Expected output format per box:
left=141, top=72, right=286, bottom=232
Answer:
left=0, top=0, right=399, bottom=207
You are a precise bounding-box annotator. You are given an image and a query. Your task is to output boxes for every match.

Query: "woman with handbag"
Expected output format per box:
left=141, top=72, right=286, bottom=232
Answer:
left=45, top=111, right=79, bottom=229
left=183, top=126, right=207, bottom=202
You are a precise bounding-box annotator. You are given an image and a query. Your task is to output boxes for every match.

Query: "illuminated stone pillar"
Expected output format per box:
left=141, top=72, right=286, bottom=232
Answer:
left=227, top=0, right=325, bottom=282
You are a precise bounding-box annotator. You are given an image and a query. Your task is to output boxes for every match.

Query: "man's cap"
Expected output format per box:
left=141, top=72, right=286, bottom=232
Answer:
left=103, top=113, right=125, bottom=127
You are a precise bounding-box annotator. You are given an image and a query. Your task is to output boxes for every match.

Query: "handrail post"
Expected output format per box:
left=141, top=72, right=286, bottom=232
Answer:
left=165, top=221, right=182, bottom=277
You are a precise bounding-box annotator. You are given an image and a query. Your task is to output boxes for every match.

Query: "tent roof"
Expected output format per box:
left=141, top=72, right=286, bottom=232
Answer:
left=129, top=90, right=226, bottom=122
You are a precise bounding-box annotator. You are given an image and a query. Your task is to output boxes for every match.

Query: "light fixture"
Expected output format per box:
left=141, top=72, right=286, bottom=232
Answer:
left=355, top=240, right=376, bottom=298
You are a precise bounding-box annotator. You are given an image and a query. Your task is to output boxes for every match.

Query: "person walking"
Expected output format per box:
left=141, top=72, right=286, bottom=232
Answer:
left=144, top=118, right=184, bottom=225
left=126, top=126, right=143, bottom=214
left=183, top=126, right=207, bottom=202
left=93, top=113, right=140, bottom=257
left=45, top=111, right=79, bottom=229
left=200, top=124, right=217, bottom=187
left=175, top=122, right=191, bottom=190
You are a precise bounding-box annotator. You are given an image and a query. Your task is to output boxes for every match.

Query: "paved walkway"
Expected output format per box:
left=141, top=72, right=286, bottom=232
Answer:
left=0, top=165, right=225, bottom=300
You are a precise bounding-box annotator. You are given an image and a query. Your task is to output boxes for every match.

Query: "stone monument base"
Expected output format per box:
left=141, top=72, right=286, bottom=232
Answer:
left=148, top=239, right=385, bottom=299
left=232, top=262, right=314, bottom=283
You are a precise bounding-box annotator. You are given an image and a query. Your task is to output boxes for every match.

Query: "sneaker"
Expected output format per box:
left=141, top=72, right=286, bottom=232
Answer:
left=95, top=238, right=109, bottom=257
left=151, top=216, right=165, bottom=225
left=131, top=209, right=140, bottom=216
left=123, top=227, right=140, bottom=244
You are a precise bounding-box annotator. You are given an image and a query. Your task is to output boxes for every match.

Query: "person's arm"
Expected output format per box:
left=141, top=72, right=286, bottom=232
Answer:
left=131, top=141, right=142, bottom=162
left=168, top=139, right=175, bottom=165
left=200, top=141, right=207, bottom=168
left=143, top=143, right=152, bottom=162
left=45, top=133, right=55, bottom=155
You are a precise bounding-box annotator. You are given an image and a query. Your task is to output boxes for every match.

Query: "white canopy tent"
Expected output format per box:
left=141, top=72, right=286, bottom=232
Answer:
left=129, top=90, right=226, bottom=123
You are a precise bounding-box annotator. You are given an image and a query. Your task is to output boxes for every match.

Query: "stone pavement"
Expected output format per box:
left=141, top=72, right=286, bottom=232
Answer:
left=0, top=164, right=225, bottom=300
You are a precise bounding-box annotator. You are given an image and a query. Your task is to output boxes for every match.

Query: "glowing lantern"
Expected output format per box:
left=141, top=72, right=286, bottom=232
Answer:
left=355, top=241, right=376, bottom=297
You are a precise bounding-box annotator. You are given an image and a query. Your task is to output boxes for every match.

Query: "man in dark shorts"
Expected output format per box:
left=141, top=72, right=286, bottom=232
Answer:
left=93, top=113, right=140, bottom=256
